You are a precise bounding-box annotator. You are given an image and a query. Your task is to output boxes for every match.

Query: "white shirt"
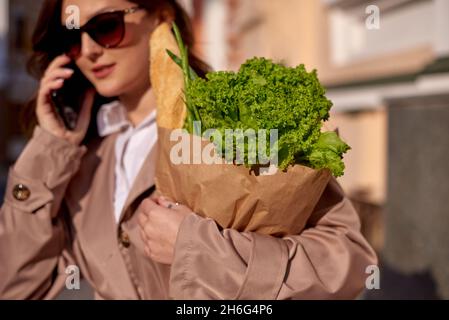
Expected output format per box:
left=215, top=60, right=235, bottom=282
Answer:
left=97, top=100, right=158, bottom=223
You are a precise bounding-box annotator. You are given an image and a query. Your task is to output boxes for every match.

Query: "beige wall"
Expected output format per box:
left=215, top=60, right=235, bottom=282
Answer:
left=227, top=0, right=330, bottom=73
left=326, top=109, right=387, bottom=204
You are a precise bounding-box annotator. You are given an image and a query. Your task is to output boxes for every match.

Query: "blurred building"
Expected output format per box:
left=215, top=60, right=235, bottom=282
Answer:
left=198, top=0, right=449, bottom=299
left=0, top=0, right=43, bottom=200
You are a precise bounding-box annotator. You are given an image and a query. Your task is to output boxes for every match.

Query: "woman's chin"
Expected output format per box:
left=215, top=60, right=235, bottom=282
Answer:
left=94, top=82, right=123, bottom=98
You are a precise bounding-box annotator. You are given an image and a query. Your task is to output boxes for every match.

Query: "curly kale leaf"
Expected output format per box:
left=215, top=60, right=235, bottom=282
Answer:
left=181, top=57, right=348, bottom=176
left=302, top=131, right=351, bottom=177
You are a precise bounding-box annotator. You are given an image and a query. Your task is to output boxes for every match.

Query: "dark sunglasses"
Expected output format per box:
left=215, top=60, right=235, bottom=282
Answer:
left=61, top=6, right=144, bottom=58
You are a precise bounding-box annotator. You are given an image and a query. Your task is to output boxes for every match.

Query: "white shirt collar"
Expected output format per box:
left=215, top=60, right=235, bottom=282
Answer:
left=97, top=100, right=157, bottom=137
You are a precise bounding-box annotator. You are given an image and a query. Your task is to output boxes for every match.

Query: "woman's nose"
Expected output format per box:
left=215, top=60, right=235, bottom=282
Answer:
left=81, top=32, right=103, bottom=61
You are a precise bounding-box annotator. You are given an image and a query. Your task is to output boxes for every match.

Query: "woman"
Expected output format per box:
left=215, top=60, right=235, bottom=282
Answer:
left=0, top=0, right=377, bottom=300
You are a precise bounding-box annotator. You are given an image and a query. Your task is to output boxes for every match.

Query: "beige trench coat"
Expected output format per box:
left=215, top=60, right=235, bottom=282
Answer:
left=0, top=126, right=377, bottom=299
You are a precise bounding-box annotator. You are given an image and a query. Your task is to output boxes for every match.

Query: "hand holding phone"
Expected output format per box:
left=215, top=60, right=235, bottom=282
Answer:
left=36, top=54, right=95, bottom=145
left=51, top=60, right=94, bottom=131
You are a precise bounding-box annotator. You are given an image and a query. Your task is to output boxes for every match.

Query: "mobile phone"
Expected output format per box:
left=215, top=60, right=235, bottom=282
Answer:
left=50, top=62, right=88, bottom=130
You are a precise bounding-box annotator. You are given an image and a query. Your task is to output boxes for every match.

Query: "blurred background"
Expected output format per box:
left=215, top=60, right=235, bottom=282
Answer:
left=0, top=0, right=448, bottom=299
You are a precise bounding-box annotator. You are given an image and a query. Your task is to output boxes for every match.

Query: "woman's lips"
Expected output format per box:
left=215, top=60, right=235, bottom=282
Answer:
left=92, top=63, right=116, bottom=79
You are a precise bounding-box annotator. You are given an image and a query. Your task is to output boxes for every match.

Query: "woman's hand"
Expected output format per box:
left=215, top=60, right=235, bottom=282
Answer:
left=138, top=196, right=194, bottom=265
left=36, top=54, right=95, bottom=146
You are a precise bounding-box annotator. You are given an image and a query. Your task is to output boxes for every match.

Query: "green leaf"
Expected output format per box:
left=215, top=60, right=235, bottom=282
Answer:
left=304, top=131, right=351, bottom=177
left=166, top=49, right=198, bottom=81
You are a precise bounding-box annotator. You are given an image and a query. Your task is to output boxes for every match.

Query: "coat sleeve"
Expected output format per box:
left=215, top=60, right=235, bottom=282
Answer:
left=0, top=126, right=85, bottom=299
left=169, top=178, right=378, bottom=300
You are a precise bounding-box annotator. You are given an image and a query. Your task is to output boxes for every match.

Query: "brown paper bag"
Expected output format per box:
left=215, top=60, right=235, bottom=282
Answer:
left=150, top=22, right=331, bottom=237
left=154, top=127, right=331, bottom=237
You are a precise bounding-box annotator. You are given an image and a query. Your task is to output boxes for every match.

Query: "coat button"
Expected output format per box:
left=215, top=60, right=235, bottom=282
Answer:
left=13, top=184, right=31, bottom=201
left=119, top=228, right=131, bottom=248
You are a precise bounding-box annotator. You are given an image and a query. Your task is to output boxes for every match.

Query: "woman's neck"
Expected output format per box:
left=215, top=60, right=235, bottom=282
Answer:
left=119, top=86, right=156, bottom=127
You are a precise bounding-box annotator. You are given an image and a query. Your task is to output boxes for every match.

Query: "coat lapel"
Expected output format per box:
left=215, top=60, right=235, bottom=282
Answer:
left=73, top=134, right=120, bottom=260
left=65, top=133, right=141, bottom=299
left=66, top=134, right=118, bottom=252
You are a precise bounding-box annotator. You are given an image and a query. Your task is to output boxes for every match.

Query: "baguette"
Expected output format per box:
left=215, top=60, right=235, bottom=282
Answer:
left=149, top=22, right=186, bottom=129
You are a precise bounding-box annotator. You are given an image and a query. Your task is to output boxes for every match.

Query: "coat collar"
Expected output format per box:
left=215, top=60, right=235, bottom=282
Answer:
left=95, top=99, right=159, bottom=224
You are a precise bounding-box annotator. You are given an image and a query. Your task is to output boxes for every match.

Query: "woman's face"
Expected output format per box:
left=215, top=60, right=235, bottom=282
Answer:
left=61, top=0, right=159, bottom=98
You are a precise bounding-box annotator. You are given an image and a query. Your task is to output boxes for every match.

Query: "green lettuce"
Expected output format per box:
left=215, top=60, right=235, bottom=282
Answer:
left=168, top=23, right=350, bottom=177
